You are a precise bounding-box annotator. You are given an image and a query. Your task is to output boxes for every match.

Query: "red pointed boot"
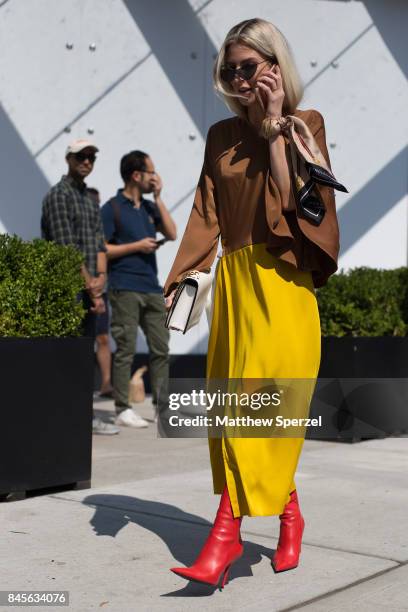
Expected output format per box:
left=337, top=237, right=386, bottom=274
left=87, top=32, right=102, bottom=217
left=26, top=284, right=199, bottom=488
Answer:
left=272, top=489, right=305, bottom=573
left=171, top=486, right=243, bottom=589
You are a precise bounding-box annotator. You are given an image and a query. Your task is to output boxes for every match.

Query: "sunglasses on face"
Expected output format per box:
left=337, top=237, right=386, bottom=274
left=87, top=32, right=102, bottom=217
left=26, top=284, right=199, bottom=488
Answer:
left=75, top=151, right=97, bottom=163
left=220, top=57, right=275, bottom=84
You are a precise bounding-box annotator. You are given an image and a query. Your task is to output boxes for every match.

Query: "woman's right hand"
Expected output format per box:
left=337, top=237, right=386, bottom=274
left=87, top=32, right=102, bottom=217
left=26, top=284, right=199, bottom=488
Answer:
left=256, top=64, right=285, bottom=120
left=165, top=289, right=176, bottom=310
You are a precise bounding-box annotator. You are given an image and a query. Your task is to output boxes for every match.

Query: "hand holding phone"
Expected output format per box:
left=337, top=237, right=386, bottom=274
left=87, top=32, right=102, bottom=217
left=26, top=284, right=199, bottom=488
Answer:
left=155, top=237, right=168, bottom=247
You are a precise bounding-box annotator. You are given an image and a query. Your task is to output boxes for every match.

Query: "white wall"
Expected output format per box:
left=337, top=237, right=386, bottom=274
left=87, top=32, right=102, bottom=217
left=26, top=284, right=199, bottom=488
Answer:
left=0, top=0, right=407, bottom=353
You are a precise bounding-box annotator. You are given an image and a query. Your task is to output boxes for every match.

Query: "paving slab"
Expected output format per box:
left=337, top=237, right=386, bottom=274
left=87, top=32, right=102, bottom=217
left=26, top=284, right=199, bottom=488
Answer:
left=92, top=397, right=210, bottom=487
left=0, top=478, right=398, bottom=612
left=294, top=438, right=408, bottom=562
left=91, top=422, right=408, bottom=562
left=297, top=563, right=408, bottom=612
left=0, top=396, right=405, bottom=611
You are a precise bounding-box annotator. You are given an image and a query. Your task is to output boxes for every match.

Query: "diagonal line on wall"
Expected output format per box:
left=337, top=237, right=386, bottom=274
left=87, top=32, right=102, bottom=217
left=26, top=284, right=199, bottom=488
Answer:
left=304, top=23, right=374, bottom=88
left=338, top=146, right=407, bottom=256
left=0, top=104, right=49, bottom=238
left=363, top=0, right=407, bottom=78
left=32, top=0, right=220, bottom=160
left=123, top=0, right=228, bottom=138
left=13, top=0, right=405, bottom=262
left=33, top=51, right=153, bottom=158
left=168, top=186, right=197, bottom=214
left=194, top=0, right=215, bottom=14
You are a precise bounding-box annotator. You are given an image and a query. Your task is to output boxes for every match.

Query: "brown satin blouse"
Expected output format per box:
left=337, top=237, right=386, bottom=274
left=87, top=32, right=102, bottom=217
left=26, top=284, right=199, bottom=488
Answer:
left=163, top=108, right=340, bottom=296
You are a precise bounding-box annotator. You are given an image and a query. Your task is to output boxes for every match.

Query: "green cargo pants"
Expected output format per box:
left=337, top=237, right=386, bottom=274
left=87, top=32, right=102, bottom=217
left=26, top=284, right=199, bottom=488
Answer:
left=108, top=290, right=169, bottom=414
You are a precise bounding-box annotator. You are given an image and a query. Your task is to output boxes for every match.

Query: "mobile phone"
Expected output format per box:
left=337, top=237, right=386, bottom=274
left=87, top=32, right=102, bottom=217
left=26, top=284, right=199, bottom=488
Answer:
left=155, top=237, right=168, bottom=247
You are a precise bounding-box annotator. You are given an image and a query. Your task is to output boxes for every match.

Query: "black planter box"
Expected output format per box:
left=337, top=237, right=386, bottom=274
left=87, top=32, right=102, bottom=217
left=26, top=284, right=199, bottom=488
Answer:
left=307, top=337, right=408, bottom=442
left=93, top=354, right=208, bottom=393
left=106, top=339, right=408, bottom=444
left=0, top=337, right=94, bottom=497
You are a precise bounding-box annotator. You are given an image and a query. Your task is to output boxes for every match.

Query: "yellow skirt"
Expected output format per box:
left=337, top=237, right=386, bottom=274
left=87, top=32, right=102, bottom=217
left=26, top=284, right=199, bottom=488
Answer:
left=207, top=243, right=321, bottom=518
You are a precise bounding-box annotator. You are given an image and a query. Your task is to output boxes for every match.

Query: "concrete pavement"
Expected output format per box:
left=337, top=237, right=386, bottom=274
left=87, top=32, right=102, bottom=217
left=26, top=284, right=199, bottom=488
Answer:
left=1, top=396, right=407, bottom=611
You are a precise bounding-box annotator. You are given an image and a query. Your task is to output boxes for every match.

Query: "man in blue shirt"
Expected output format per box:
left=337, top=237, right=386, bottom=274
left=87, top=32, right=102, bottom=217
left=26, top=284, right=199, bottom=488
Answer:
left=101, top=150, right=176, bottom=427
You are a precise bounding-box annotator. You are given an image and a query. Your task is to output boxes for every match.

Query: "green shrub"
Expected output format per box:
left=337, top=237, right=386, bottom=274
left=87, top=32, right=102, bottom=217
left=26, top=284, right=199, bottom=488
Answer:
left=317, top=267, right=408, bottom=337
left=0, top=235, right=86, bottom=337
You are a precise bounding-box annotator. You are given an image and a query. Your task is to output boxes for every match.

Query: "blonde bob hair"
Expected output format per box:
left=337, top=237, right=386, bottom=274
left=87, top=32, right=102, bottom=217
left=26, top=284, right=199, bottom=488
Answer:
left=213, top=18, right=303, bottom=118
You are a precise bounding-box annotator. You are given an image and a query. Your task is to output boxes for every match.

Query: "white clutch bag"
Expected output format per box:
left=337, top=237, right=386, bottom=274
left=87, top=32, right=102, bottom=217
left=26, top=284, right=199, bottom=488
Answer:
left=165, top=270, right=213, bottom=334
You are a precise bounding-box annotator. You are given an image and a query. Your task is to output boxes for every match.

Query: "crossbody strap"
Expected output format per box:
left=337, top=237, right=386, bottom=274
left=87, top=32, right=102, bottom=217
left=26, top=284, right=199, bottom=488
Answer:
left=109, top=197, right=122, bottom=241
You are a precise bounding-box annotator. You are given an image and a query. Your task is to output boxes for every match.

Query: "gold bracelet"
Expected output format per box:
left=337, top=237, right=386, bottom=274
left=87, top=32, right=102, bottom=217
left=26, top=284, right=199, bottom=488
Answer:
left=260, top=116, right=289, bottom=140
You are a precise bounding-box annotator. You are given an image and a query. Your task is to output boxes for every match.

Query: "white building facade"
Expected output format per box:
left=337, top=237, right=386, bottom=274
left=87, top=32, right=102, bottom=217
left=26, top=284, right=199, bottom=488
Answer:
left=1, top=0, right=407, bottom=353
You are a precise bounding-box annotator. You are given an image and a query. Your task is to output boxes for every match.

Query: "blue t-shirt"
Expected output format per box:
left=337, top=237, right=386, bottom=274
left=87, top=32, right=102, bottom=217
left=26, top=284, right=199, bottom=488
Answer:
left=101, top=189, right=162, bottom=293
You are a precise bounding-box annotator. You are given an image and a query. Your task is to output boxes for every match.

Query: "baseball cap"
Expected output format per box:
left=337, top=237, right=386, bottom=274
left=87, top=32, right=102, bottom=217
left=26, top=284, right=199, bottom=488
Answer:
left=65, top=139, right=99, bottom=156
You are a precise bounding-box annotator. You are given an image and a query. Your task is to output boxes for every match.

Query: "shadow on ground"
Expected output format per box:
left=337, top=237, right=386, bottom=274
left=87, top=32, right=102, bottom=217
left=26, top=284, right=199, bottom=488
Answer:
left=83, top=494, right=275, bottom=597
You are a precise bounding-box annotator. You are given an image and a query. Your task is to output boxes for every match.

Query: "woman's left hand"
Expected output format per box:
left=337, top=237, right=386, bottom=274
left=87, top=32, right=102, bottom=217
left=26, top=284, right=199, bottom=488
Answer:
left=256, top=64, right=285, bottom=119
left=165, top=289, right=176, bottom=310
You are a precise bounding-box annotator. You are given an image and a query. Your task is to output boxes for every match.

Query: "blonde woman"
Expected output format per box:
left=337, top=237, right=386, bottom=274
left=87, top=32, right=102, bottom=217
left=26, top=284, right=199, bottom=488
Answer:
left=164, top=18, right=342, bottom=588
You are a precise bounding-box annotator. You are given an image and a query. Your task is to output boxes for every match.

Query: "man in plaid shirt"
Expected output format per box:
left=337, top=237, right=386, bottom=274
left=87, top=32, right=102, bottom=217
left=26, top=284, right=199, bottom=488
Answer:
left=41, top=139, right=119, bottom=435
left=42, top=140, right=107, bottom=327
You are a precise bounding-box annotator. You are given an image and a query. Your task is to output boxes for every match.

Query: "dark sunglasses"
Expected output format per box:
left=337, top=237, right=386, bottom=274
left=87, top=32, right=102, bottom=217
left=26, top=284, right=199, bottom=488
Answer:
left=220, top=58, right=275, bottom=84
left=75, top=151, right=97, bottom=163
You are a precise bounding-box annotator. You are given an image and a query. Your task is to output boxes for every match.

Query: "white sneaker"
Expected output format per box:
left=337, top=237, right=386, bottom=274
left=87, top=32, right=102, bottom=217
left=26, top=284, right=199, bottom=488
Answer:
left=115, top=408, right=149, bottom=428
left=92, top=417, right=120, bottom=435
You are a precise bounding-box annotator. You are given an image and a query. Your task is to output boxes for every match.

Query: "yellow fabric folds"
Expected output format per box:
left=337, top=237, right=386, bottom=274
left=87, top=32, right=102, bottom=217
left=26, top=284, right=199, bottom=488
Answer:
left=207, top=243, right=321, bottom=517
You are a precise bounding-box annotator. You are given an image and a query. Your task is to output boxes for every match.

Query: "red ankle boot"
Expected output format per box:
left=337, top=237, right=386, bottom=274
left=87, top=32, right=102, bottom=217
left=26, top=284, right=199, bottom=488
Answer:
left=171, top=486, right=243, bottom=589
left=272, top=489, right=305, bottom=573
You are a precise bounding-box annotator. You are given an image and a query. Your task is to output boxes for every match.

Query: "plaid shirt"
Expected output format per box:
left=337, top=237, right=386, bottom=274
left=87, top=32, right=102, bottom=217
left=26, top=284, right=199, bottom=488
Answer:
left=41, top=175, right=106, bottom=276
